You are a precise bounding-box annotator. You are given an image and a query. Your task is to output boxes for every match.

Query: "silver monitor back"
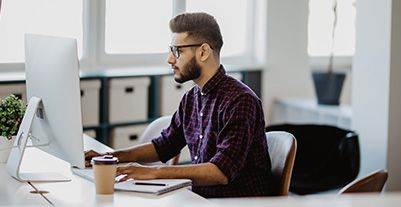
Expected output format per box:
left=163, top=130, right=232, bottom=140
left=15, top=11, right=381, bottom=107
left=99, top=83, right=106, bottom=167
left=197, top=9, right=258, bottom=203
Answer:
left=24, top=33, right=85, bottom=169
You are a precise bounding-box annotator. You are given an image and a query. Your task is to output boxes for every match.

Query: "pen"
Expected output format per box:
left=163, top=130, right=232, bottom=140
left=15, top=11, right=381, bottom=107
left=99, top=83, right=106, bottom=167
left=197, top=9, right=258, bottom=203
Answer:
left=134, top=182, right=167, bottom=186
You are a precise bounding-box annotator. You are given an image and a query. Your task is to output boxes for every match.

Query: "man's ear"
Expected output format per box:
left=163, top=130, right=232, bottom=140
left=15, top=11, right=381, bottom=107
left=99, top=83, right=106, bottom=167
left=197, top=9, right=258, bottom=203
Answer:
left=199, top=43, right=212, bottom=62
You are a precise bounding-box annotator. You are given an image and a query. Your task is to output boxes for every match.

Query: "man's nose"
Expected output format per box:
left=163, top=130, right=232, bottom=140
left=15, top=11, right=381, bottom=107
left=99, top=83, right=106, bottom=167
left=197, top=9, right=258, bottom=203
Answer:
left=167, top=52, right=176, bottom=65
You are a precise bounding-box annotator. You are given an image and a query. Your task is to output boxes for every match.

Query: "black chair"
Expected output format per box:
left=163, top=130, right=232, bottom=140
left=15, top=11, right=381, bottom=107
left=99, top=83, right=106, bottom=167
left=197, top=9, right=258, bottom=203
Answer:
left=266, top=124, right=360, bottom=195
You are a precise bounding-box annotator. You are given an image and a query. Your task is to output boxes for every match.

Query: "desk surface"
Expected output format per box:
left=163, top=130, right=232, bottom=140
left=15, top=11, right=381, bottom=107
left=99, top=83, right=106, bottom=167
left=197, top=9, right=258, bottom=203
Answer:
left=3, top=135, right=401, bottom=206
left=1, top=135, right=208, bottom=206
left=0, top=165, right=51, bottom=206
left=208, top=193, right=401, bottom=207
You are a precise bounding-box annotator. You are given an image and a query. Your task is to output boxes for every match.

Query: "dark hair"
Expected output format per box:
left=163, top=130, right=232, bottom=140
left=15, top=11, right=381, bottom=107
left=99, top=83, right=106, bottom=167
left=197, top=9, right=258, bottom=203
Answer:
left=169, top=12, right=223, bottom=56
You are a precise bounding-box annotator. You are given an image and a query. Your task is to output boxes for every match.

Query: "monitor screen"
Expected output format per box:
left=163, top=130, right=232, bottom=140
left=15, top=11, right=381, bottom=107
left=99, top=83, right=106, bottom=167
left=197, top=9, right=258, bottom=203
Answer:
left=7, top=34, right=85, bottom=181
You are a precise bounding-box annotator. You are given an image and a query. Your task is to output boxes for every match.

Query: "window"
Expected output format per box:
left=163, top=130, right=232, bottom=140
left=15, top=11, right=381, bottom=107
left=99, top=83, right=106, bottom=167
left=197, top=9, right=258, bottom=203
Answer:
left=0, top=0, right=261, bottom=68
left=308, top=0, right=356, bottom=56
left=0, top=0, right=83, bottom=63
left=100, top=0, right=255, bottom=65
left=105, top=0, right=172, bottom=54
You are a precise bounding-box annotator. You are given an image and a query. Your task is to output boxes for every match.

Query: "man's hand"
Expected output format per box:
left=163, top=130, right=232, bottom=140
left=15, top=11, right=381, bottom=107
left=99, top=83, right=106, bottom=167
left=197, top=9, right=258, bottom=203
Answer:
left=116, top=163, right=159, bottom=182
left=84, top=150, right=103, bottom=167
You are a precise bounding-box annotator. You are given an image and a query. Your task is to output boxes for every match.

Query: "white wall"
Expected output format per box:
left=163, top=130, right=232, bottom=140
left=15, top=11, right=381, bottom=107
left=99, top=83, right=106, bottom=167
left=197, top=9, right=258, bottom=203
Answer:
left=352, top=0, right=401, bottom=190
left=386, top=0, right=401, bottom=191
left=263, top=0, right=314, bottom=123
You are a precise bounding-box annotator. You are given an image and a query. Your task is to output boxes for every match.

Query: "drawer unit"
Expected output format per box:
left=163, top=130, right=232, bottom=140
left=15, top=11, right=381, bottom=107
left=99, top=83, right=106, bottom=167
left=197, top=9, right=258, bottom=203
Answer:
left=0, top=83, right=27, bottom=104
left=109, top=77, right=150, bottom=123
left=83, top=129, right=97, bottom=139
left=80, top=80, right=101, bottom=127
left=160, top=76, right=194, bottom=116
left=111, top=124, right=147, bottom=149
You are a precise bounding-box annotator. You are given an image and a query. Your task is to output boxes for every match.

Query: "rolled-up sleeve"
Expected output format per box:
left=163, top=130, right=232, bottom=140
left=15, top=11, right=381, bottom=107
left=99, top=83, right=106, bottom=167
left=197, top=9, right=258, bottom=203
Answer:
left=209, top=94, right=257, bottom=182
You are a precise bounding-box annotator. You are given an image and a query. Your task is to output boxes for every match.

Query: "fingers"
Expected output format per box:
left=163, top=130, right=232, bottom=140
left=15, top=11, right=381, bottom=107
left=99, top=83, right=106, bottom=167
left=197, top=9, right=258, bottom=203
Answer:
left=84, top=150, right=102, bottom=168
left=84, top=150, right=101, bottom=160
left=116, top=166, right=132, bottom=177
left=116, top=175, right=131, bottom=183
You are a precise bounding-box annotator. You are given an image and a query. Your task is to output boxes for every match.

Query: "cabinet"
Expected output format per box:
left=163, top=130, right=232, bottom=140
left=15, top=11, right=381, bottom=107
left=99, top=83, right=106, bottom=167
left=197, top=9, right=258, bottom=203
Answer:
left=160, top=76, right=194, bottom=116
left=109, top=77, right=150, bottom=123
left=111, top=124, right=147, bottom=149
left=80, top=80, right=101, bottom=127
left=0, top=83, right=27, bottom=104
left=0, top=67, right=261, bottom=146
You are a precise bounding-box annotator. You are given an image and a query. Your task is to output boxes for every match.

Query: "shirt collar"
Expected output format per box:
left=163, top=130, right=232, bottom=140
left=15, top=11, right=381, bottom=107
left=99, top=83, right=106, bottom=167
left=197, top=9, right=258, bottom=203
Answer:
left=198, top=65, right=226, bottom=95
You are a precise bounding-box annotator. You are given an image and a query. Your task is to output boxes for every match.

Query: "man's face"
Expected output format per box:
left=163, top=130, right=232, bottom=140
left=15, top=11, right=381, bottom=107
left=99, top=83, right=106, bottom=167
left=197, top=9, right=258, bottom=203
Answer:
left=167, top=33, right=201, bottom=84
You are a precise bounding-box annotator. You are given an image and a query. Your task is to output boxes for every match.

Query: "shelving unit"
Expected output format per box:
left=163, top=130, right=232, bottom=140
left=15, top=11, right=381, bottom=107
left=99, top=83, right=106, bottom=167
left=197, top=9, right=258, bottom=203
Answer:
left=0, top=66, right=262, bottom=147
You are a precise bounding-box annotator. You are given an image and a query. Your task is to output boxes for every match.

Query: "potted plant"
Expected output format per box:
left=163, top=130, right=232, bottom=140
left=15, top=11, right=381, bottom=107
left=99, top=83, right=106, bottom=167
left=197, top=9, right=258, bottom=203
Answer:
left=0, top=94, right=26, bottom=163
left=312, top=0, right=346, bottom=105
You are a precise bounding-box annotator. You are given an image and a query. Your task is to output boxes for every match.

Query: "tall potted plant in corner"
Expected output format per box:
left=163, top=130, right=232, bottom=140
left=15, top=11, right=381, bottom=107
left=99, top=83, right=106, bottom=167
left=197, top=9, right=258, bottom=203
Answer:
left=312, top=0, right=346, bottom=105
left=0, top=94, right=26, bottom=163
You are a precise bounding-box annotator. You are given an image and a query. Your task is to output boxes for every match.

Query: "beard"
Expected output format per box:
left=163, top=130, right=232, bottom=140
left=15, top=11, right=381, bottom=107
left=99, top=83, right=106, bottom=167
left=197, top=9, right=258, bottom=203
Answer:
left=173, top=56, right=201, bottom=84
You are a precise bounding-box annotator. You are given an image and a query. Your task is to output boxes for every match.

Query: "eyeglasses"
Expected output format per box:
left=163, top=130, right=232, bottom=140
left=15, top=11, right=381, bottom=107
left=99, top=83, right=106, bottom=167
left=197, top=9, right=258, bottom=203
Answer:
left=168, top=44, right=203, bottom=59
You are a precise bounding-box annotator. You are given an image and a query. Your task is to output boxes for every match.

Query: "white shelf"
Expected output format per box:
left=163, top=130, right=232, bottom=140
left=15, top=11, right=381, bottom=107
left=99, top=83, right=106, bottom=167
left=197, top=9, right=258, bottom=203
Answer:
left=271, top=98, right=352, bottom=130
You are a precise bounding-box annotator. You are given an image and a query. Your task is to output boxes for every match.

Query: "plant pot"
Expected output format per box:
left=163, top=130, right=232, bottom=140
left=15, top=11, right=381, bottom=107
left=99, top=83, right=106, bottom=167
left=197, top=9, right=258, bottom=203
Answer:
left=312, top=72, right=346, bottom=105
left=0, top=136, right=16, bottom=163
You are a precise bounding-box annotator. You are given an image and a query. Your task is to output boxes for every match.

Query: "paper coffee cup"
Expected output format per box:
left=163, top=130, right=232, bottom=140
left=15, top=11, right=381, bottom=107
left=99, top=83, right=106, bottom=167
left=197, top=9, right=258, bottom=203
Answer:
left=91, top=155, right=119, bottom=194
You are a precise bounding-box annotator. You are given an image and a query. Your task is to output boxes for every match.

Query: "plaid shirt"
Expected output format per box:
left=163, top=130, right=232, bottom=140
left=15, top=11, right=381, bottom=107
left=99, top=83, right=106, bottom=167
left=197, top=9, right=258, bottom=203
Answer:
left=152, top=65, right=274, bottom=198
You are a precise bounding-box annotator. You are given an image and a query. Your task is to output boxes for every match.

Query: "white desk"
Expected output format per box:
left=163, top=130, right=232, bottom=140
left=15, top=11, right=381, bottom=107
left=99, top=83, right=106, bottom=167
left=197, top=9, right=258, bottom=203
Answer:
left=5, top=135, right=401, bottom=207
left=208, top=193, right=401, bottom=207
left=0, top=164, right=51, bottom=206
left=1, top=135, right=208, bottom=206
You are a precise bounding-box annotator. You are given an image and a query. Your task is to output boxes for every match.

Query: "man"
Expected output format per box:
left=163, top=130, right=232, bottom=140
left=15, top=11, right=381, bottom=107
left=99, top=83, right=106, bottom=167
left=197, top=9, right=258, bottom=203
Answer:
left=86, top=12, right=274, bottom=198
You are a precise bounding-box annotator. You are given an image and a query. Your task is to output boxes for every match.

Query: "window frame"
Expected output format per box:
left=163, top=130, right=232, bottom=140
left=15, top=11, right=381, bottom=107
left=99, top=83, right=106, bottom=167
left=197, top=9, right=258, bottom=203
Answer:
left=95, top=0, right=258, bottom=67
left=0, top=0, right=264, bottom=70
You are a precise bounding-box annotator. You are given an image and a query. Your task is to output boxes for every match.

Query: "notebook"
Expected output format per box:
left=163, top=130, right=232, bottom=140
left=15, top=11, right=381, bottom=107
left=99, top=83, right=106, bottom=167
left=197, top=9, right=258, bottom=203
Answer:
left=114, top=179, right=192, bottom=195
left=72, top=167, right=192, bottom=195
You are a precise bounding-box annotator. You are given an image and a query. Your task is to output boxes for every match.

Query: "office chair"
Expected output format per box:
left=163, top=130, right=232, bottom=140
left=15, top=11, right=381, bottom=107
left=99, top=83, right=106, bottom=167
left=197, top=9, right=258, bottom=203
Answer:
left=266, top=124, right=360, bottom=194
left=139, top=115, right=180, bottom=165
left=266, top=131, right=297, bottom=196
left=339, top=169, right=388, bottom=194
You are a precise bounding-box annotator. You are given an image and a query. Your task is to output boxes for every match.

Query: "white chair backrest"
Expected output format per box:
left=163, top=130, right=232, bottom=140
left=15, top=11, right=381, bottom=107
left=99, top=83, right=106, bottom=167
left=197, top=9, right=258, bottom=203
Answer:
left=266, top=131, right=297, bottom=196
left=140, top=115, right=172, bottom=143
left=139, top=115, right=180, bottom=165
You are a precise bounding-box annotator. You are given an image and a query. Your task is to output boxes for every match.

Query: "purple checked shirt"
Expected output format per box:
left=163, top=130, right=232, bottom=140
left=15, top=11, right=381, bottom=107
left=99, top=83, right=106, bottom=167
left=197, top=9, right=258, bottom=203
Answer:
left=152, top=65, right=274, bottom=198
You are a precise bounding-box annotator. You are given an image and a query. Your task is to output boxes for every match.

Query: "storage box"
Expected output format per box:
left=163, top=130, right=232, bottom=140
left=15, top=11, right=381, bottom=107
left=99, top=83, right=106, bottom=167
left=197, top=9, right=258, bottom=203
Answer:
left=80, top=80, right=101, bottom=127
left=160, top=76, right=194, bottom=116
left=109, top=77, right=150, bottom=123
left=83, top=129, right=97, bottom=139
left=0, top=83, right=27, bottom=104
left=111, top=124, right=148, bottom=149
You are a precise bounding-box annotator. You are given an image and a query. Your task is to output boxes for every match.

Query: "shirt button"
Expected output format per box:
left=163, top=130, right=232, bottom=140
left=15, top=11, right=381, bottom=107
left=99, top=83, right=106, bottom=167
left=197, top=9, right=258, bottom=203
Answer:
left=201, top=92, right=204, bottom=96
left=200, top=112, right=203, bottom=117
left=194, top=156, right=198, bottom=160
left=199, top=134, right=203, bottom=139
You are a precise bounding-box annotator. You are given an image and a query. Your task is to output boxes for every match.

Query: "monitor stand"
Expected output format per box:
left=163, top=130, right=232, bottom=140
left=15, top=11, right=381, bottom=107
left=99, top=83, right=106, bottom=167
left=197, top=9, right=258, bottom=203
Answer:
left=6, top=97, right=71, bottom=182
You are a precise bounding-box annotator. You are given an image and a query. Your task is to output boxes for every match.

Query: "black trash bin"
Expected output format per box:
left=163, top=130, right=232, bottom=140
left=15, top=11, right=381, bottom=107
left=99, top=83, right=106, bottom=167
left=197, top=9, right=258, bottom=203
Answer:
left=266, top=124, right=360, bottom=195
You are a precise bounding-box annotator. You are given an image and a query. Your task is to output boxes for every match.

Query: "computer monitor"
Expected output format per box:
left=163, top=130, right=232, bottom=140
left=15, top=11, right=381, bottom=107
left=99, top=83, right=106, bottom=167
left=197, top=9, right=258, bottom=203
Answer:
left=6, top=34, right=85, bottom=182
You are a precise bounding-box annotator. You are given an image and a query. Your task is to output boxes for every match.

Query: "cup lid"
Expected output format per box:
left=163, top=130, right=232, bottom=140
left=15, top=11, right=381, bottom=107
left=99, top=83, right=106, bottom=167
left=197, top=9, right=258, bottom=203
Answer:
left=91, top=155, right=119, bottom=165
